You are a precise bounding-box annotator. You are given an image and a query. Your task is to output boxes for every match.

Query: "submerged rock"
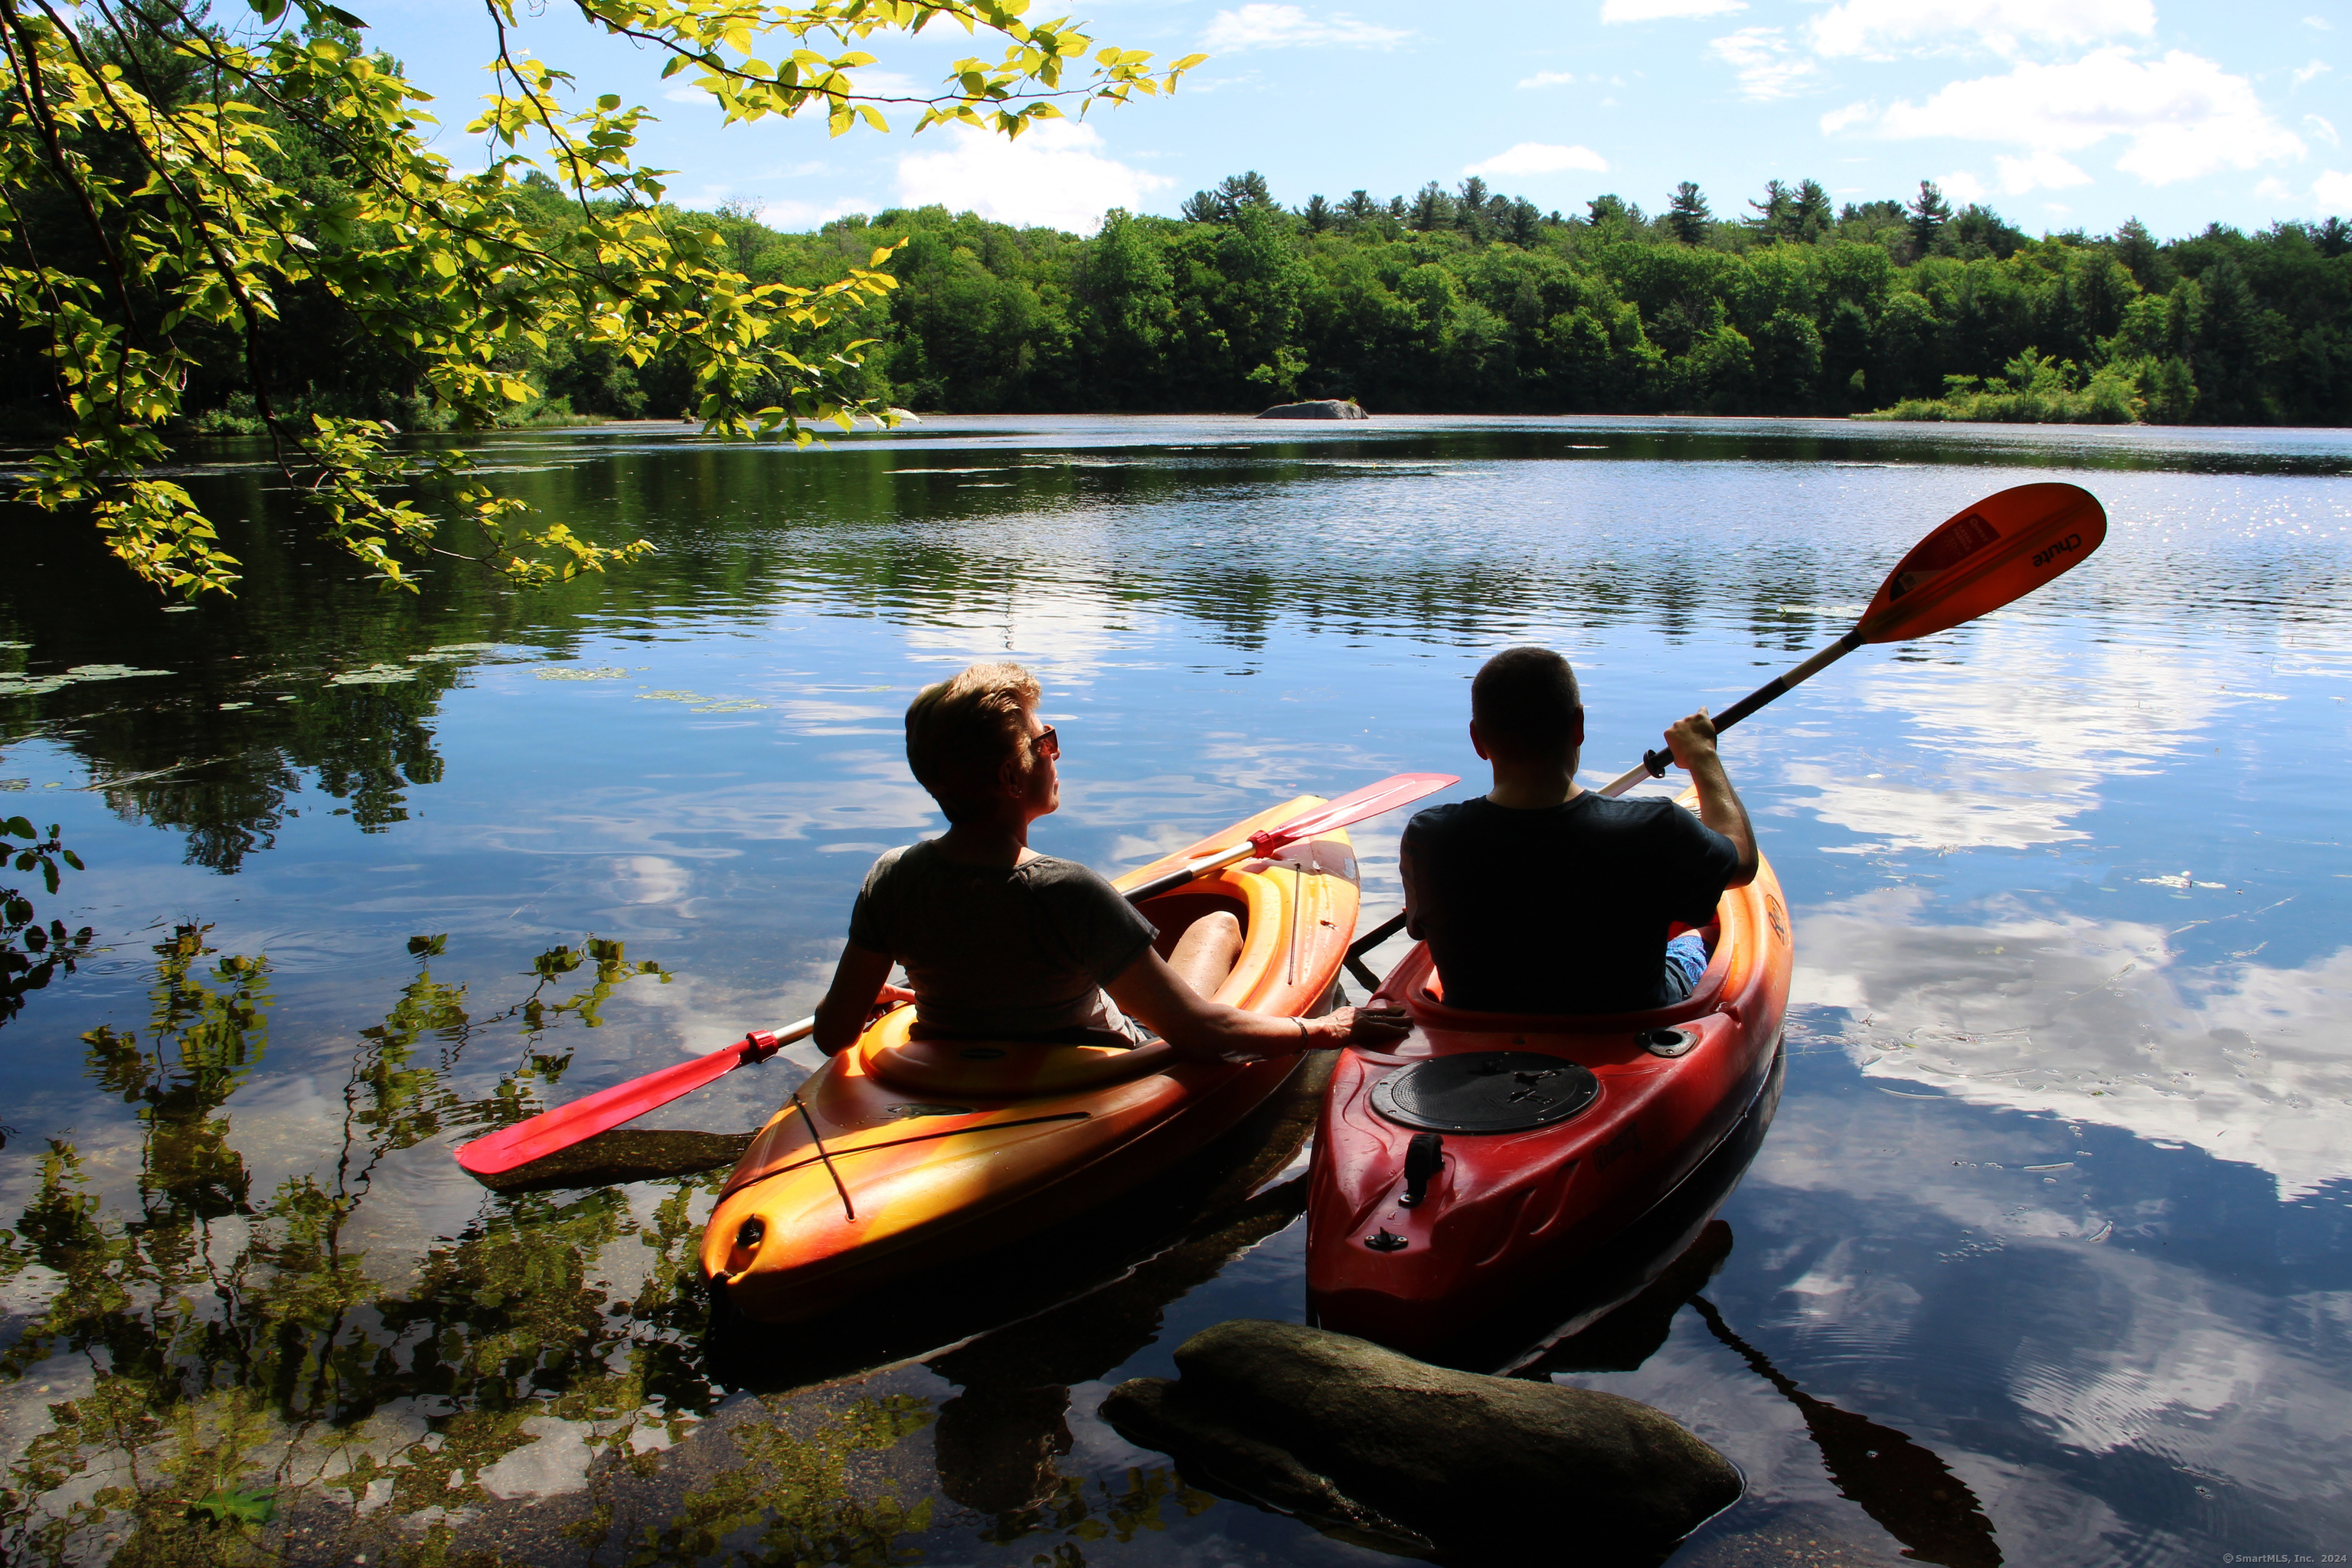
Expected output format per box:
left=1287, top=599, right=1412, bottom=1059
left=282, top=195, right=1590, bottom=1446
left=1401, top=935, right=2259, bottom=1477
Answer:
left=468, top=1128, right=755, bottom=1194
left=1257, top=400, right=1367, bottom=420
left=1100, top=1318, right=1740, bottom=1563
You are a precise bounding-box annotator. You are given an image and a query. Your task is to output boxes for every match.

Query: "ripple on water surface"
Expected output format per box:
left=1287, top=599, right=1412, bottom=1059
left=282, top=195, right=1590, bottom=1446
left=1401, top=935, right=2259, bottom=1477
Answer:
left=0, top=416, right=2347, bottom=1566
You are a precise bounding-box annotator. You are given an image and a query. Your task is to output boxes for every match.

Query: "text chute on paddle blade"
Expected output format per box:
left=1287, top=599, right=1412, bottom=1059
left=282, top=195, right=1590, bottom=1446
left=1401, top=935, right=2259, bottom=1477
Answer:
left=1855, top=482, right=2108, bottom=645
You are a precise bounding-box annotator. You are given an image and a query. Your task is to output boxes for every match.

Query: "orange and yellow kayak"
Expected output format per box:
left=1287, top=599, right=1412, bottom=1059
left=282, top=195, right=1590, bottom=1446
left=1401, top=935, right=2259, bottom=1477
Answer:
left=701, top=797, right=1363, bottom=1325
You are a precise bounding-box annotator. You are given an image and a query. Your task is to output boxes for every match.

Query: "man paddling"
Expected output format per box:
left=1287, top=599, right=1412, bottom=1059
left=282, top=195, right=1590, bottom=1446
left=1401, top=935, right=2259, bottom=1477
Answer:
left=813, top=662, right=1410, bottom=1058
left=1400, top=647, right=1758, bottom=1014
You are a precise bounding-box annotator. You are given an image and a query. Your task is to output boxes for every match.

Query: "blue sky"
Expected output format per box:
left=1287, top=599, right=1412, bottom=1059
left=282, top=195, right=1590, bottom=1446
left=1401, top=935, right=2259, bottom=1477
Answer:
left=361, top=0, right=2350, bottom=239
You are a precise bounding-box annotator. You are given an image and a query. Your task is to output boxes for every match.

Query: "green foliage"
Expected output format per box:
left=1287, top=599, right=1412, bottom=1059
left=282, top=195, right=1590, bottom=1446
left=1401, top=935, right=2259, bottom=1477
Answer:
left=0, top=924, right=722, bottom=1562
left=707, top=175, right=2341, bottom=424
left=0, top=817, right=89, bottom=1025
left=1857, top=346, right=2148, bottom=424
left=0, top=0, right=1196, bottom=600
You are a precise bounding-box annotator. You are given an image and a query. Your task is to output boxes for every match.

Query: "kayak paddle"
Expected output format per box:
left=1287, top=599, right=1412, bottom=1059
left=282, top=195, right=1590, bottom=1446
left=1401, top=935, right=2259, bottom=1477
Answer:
left=1118, top=771, right=1460, bottom=902
left=1599, top=480, right=2108, bottom=799
left=454, top=770, right=1459, bottom=1179
left=457, top=1018, right=818, bottom=1177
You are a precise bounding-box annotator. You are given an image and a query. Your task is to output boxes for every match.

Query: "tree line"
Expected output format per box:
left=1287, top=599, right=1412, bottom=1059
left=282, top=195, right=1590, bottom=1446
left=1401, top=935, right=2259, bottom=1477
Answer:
left=816, top=172, right=2349, bottom=425
left=8, top=122, right=2347, bottom=433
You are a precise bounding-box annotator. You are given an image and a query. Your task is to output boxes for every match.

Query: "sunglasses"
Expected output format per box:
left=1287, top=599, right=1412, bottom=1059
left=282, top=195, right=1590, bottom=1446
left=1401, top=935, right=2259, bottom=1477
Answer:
left=1032, top=724, right=1060, bottom=761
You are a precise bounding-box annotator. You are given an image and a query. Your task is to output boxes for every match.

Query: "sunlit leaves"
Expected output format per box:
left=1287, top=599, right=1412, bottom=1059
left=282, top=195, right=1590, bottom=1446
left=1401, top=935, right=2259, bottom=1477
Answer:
left=0, top=0, right=1190, bottom=599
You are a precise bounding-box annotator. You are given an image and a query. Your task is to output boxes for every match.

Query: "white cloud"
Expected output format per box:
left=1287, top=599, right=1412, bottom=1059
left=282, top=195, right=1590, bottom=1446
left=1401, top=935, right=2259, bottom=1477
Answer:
left=1995, top=148, right=2092, bottom=192
left=1820, top=100, right=1875, bottom=133
left=2318, top=169, right=2352, bottom=207
left=2292, top=58, right=2332, bottom=87
left=2254, top=176, right=2295, bottom=201
left=1200, top=5, right=1408, bottom=49
left=1863, top=49, right=2306, bottom=185
left=1600, top=0, right=1746, bottom=19
left=1809, top=0, right=2153, bottom=59
left=1517, top=69, right=1583, bottom=88
left=2306, top=13, right=2332, bottom=28
left=2305, top=114, right=2341, bottom=147
left=1462, top=142, right=1610, bottom=177
left=1937, top=168, right=1989, bottom=204
left=1710, top=28, right=1821, bottom=100
left=895, top=120, right=1173, bottom=234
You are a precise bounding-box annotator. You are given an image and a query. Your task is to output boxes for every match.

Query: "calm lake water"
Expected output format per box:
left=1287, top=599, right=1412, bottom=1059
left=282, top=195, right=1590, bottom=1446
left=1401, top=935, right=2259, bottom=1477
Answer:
left=3, top=414, right=2349, bottom=1566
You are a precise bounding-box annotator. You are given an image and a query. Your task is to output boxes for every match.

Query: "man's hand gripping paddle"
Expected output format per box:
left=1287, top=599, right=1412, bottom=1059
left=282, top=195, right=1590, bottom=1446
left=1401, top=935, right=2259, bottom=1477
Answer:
left=454, top=770, right=1459, bottom=1178
left=1596, top=481, right=2109, bottom=800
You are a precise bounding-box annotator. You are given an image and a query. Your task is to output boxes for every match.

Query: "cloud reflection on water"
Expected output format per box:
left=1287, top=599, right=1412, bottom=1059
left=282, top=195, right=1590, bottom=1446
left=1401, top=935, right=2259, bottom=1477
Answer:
left=1792, top=893, right=2352, bottom=1197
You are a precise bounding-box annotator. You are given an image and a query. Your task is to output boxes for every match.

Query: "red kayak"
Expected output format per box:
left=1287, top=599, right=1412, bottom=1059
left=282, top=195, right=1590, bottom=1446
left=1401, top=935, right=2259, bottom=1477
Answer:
left=1306, top=814, right=1792, bottom=1356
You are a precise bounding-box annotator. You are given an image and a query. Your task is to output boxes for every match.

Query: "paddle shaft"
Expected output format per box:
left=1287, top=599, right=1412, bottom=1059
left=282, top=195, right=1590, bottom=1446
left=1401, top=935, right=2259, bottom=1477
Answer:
left=1599, top=631, right=1864, bottom=800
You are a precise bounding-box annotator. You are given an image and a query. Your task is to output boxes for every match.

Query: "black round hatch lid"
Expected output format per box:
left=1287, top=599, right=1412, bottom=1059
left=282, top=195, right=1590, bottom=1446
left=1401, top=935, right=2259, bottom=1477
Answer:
left=1370, top=1051, right=1600, bottom=1134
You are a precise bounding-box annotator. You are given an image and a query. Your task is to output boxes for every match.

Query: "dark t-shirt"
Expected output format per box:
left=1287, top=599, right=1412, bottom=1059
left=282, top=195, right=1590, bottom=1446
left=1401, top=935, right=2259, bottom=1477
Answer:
left=847, top=840, right=1160, bottom=1037
left=1399, top=793, right=1740, bottom=1014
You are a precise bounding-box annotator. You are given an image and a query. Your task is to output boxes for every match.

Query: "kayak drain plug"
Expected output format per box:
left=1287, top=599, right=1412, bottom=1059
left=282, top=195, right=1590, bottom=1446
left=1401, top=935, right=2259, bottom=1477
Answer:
left=1400, top=1132, right=1444, bottom=1207
left=1364, top=1229, right=1409, bottom=1252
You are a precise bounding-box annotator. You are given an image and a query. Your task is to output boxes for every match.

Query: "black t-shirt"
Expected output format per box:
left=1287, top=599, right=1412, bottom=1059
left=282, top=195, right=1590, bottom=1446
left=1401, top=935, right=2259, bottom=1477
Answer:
left=1399, top=793, right=1741, bottom=1014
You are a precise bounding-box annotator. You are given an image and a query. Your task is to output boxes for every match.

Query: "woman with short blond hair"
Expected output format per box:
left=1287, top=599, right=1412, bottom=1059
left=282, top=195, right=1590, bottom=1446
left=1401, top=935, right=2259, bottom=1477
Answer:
left=812, top=662, right=1407, bottom=1059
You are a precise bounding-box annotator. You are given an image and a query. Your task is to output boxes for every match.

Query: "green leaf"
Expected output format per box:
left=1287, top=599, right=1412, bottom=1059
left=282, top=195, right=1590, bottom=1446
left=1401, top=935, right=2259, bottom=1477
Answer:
left=188, top=1488, right=276, bottom=1527
left=3, top=817, right=32, bottom=841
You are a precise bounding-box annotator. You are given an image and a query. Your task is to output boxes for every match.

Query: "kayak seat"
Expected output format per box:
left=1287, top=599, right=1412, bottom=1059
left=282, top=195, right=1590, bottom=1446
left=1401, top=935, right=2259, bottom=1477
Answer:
left=859, top=1001, right=1178, bottom=1098
left=1413, top=923, right=1733, bottom=1031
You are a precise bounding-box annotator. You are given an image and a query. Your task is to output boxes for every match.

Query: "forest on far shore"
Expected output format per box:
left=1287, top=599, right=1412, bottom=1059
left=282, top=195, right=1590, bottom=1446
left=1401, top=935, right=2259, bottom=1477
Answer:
left=10, top=162, right=2349, bottom=432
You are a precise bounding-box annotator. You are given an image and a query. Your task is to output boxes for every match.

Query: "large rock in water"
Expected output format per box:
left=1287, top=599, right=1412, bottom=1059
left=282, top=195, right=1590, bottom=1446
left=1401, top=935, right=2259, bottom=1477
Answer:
left=1257, top=399, right=1367, bottom=420
left=1099, top=1318, right=1740, bottom=1563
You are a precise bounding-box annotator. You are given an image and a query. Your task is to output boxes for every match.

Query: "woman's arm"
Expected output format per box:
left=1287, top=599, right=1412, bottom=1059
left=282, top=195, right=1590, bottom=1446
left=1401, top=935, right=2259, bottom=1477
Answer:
left=1106, top=948, right=1410, bottom=1062
left=812, top=940, right=897, bottom=1056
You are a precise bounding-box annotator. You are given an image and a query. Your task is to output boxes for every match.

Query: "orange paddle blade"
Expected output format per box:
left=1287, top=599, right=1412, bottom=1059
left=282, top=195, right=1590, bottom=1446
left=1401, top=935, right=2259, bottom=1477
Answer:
left=1856, top=482, right=2106, bottom=645
left=1250, top=772, right=1461, bottom=852
left=456, top=1024, right=802, bottom=1177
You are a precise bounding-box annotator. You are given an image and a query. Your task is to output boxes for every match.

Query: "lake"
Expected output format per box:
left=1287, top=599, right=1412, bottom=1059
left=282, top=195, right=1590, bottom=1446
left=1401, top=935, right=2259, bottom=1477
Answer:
left=2, top=413, right=2348, bottom=1566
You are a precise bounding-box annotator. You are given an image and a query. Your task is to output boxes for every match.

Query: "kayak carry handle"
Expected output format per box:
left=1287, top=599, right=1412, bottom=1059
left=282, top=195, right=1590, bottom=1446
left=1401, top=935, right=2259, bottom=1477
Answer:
left=1401, top=1132, right=1444, bottom=1207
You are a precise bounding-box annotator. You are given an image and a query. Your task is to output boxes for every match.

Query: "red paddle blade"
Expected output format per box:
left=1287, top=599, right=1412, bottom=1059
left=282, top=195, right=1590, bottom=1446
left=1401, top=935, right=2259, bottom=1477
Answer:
left=1855, top=482, right=2107, bottom=645
left=456, top=1032, right=773, bottom=1176
left=1250, top=772, right=1460, bottom=852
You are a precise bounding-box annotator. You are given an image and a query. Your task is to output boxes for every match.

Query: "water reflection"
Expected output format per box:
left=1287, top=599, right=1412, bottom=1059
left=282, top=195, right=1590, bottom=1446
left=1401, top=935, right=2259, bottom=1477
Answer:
left=0, top=926, right=716, bottom=1563
left=1, top=416, right=2348, bottom=1565
left=1691, top=1296, right=2002, bottom=1568
left=1795, top=899, right=2352, bottom=1194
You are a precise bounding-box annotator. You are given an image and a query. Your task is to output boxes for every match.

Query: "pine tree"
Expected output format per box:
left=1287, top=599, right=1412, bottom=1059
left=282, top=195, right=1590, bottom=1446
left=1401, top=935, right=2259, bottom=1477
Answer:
left=1906, top=180, right=1953, bottom=256
left=1667, top=182, right=1711, bottom=245
left=1410, top=182, right=1454, bottom=231
left=1746, top=179, right=1793, bottom=239
left=1455, top=175, right=1491, bottom=239
left=1341, top=190, right=1378, bottom=227
left=1302, top=194, right=1334, bottom=233
left=1792, top=179, right=1833, bottom=243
